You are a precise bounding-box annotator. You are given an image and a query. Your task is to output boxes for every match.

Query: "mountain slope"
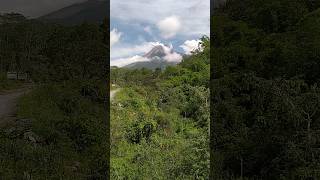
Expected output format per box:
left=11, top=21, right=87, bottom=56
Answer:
left=39, top=0, right=108, bottom=25
left=124, top=59, right=177, bottom=70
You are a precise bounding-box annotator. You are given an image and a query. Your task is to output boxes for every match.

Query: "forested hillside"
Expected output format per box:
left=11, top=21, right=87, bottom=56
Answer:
left=212, top=0, right=320, bottom=179
left=0, top=14, right=108, bottom=179
left=39, top=0, right=108, bottom=25
left=110, top=37, right=210, bottom=179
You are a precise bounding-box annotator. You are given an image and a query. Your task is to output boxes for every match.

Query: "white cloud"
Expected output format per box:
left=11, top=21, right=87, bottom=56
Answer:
left=111, top=41, right=183, bottom=67
left=180, top=39, right=202, bottom=55
left=110, top=28, right=122, bottom=47
left=111, top=0, right=210, bottom=37
left=161, top=44, right=182, bottom=62
left=164, top=52, right=182, bottom=62
left=111, top=55, right=149, bottom=67
left=157, top=16, right=182, bottom=39
left=111, top=42, right=156, bottom=59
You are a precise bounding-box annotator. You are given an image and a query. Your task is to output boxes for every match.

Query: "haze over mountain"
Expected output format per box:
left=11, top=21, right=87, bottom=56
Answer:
left=39, top=0, right=107, bottom=25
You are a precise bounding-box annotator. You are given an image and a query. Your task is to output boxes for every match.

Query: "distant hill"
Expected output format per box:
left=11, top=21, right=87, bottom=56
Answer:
left=39, top=0, right=108, bottom=25
left=124, top=45, right=182, bottom=70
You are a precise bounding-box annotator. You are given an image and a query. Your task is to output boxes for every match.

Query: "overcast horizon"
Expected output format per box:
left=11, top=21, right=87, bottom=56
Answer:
left=0, top=0, right=88, bottom=18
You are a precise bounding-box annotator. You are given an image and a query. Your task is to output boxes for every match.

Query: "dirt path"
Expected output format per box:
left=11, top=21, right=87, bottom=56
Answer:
left=110, top=89, right=120, bottom=101
left=0, top=88, right=30, bottom=120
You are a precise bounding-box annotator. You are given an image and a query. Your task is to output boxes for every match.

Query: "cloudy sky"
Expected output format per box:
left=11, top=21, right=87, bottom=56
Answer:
left=111, top=0, right=210, bottom=67
left=0, top=0, right=87, bottom=18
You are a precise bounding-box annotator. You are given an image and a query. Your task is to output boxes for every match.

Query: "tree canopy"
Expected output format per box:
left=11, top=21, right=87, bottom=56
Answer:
left=212, top=1, right=320, bottom=179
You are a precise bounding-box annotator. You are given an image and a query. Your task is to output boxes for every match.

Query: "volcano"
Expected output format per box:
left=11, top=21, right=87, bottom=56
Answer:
left=124, top=45, right=182, bottom=70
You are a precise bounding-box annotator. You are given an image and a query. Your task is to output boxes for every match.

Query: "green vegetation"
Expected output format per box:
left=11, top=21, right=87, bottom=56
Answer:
left=212, top=1, right=320, bottom=179
left=0, top=14, right=108, bottom=178
left=110, top=37, right=210, bottom=179
left=0, top=82, right=107, bottom=179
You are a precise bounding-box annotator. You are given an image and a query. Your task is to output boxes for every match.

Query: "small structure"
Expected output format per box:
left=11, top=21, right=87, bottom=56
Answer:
left=7, top=72, right=29, bottom=81
left=7, top=72, right=18, bottom=80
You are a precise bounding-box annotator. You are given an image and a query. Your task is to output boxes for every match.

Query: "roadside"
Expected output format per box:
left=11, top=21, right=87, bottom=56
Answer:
left=0, top=84, right=33, bottom=127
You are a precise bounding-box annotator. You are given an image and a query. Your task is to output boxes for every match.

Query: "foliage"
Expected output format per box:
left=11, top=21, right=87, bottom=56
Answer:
left=0, top=14, right=108, bottom=178
left=0, top=82, right=107, bottom=179
left=212, top=1, right=320, bottom=179
left=110, top=37, right=210, bottom=179
left=0, top=19, right=107, bottom=82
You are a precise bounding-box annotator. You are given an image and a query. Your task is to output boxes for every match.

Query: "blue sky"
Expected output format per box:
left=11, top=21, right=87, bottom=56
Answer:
left=110, top=0, right=210, bottom=67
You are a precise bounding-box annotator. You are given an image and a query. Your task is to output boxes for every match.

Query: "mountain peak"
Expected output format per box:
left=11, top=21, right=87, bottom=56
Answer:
left=143, top=45, right=166, bottom=59
left=124, top=45, right=182, bottom=70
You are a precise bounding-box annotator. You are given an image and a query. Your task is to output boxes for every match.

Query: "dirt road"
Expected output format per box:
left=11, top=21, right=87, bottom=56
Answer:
left=110, top=89, right=120, bottom=101
left=0, top=89, right=29, bottom=119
